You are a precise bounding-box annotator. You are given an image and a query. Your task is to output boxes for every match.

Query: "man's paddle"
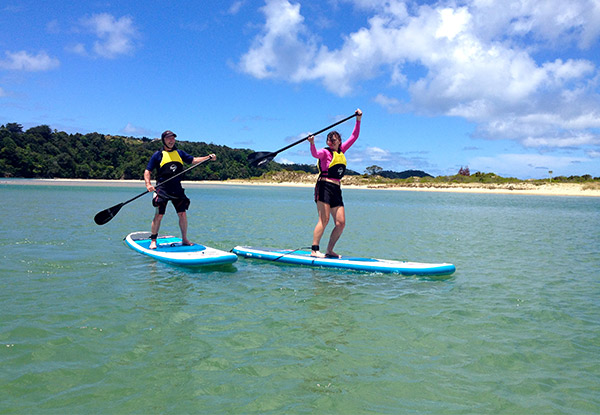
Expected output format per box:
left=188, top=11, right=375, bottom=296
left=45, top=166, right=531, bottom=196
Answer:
left=247, top=111, right=359, bottom=167
left=93, top=156, right=212, bottom=225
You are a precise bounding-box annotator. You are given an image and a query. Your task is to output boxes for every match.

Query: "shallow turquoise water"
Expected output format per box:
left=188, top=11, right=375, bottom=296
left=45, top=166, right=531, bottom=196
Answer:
left=1, top=183, right=599, bottom=414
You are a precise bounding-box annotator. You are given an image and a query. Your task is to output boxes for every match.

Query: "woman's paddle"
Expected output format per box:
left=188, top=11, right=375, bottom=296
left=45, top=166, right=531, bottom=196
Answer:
left=247, top=111, right=359, bottom=167
left=93, top=156, right=212, bottom=225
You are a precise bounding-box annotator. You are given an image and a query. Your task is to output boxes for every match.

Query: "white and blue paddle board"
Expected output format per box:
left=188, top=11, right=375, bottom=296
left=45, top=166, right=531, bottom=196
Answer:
left=232, top=246, right=455, bottom=276
left=125, top=232, right=237, bottom=267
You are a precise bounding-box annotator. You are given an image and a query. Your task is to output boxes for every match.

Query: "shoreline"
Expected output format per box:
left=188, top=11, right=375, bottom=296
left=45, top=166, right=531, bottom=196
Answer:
left=2, top=177, right=600, bottom=197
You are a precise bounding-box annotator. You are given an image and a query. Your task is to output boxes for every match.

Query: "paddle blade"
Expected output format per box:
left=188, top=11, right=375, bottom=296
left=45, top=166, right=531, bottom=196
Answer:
left=248, top=151, right=275, bottom=167
left=94, top=203, right=124, bottom=225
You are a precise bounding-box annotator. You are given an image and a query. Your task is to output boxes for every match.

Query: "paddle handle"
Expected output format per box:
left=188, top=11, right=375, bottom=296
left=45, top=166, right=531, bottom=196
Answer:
left=272, top=112, right=358, bottom=156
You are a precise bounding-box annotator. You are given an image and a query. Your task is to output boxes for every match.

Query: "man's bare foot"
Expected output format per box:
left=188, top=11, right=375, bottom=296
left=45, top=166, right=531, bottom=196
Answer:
left=326, top=251, right=341, bottom=259
left=311, top=250, right=326, bottom=258
left=182, top=239, right=194, bottom=246
left=149, top=240, right=157, bottom=249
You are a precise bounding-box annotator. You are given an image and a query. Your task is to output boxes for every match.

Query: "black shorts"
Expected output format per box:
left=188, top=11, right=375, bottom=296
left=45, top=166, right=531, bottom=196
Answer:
left=314, top=181, right=344, bottom=208
left=152, top=190, right=190, bottom=215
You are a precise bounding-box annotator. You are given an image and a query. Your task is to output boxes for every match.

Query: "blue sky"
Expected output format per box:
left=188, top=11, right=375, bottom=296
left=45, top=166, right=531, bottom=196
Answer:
left=1, top=0, right=599, bottom=179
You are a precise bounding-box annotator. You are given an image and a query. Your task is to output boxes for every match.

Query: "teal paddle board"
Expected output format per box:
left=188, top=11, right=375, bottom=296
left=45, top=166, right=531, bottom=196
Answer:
left=232, top=246, right=455, bottom=276
left=125, top=232, right=237, bottom=267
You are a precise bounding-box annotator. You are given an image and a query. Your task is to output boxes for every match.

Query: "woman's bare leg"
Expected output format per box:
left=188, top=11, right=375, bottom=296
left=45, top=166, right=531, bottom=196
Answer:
left=326, top=206, right=345, bottom=258
left=312, top=201, right=330, bottom=257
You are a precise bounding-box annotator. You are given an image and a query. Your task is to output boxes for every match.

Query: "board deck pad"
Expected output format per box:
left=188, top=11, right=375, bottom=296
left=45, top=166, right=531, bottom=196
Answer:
left=124, top=232, right=237, bottom=267
left=232, top=246, right=455, bottom=276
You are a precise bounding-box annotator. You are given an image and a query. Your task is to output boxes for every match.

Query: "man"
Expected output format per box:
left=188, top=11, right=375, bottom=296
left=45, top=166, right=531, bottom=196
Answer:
left=144, top=130, right=216, bottom=249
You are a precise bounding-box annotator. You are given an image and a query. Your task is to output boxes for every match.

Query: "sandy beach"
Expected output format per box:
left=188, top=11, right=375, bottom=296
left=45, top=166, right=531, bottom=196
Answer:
left=3, top=177, right=600, bottom=197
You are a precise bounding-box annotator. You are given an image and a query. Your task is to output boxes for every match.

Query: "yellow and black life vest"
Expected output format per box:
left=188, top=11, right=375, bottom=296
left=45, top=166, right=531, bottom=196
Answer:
left=317, top=148, right=347, bottom=180
left=157, top=150, right=184, bottom=183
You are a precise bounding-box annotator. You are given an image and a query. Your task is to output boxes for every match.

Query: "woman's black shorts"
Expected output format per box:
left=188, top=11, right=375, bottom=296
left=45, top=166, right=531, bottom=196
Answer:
left=314, top=181, right=343, bottom=208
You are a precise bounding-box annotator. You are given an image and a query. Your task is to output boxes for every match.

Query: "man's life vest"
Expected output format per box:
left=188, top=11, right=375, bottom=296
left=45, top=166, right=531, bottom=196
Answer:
left=157, top=150, right=184, bottom=184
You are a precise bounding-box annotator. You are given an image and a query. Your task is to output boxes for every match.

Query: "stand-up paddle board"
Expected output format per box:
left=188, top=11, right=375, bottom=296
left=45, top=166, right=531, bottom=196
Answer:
left=232, top=246, right=455, bottom=276
left=125, top=232, right=237, bottom=267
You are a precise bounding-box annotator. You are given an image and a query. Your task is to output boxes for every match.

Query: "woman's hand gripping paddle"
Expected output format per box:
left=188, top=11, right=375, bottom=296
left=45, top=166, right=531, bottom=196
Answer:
left=247, top=111, right=359, bottom=167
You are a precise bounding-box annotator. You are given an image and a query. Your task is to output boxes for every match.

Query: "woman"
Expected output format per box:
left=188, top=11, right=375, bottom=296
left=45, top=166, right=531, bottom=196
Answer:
left=307, top=109, right=362, bottom=258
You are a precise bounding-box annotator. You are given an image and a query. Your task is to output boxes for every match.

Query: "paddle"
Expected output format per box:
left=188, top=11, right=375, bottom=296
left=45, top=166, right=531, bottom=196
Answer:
left=247, top=111, right=359, bottom=167
left=93, top=156, right=212, bottom=225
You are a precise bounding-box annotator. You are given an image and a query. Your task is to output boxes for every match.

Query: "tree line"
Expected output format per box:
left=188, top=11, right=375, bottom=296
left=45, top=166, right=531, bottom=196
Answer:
left=5, top=122, right=594, bottom=183
left=0, top=123, right=378, bottom=181
left=0, top=123, right=281, bottom=180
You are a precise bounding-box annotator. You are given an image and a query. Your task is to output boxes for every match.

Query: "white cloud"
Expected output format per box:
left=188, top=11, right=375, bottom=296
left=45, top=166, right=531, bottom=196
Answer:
left=121, top=123, right=154, bottom=137
left=239, top=0, right=600, bottom=151
left=67, top=43, right=87, bottom=56
left=469, top=0, right=600, bottom=49
left=239, top=0, right=317, bottom=81
left=78, top=13, right=139, bottom=59
left=363, top=146, right=393, bottom=162
left=522, top=132, right=600, bottom=148
left=374, top=93, right=406, bottom=113
left=275, top=156, right=294, bottom=164
left=0, top=50, right=60, bottom=71
left=228, top=0, right=246, bottom=15
left=346, top=145, right=433, bottom=172
left=470, top=153, right=590, bottom=177
left=46, top=19, right=60, bottom=34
